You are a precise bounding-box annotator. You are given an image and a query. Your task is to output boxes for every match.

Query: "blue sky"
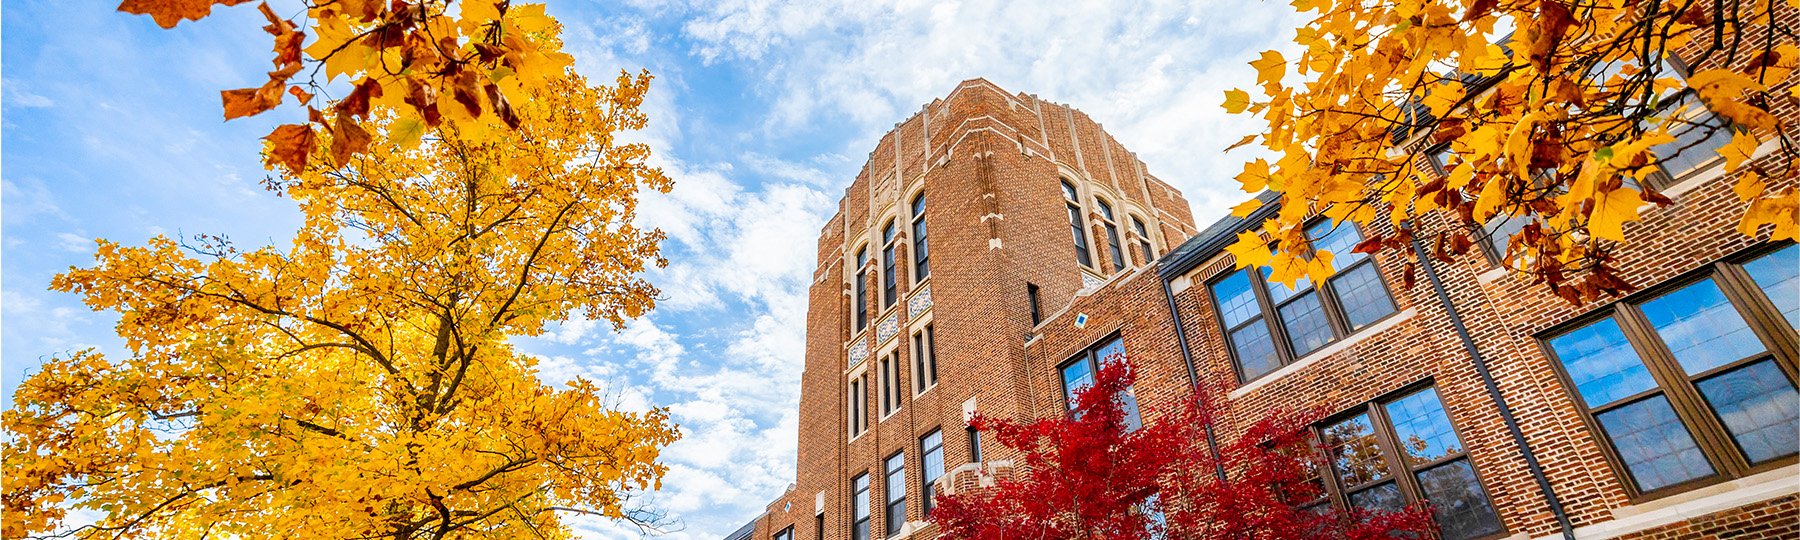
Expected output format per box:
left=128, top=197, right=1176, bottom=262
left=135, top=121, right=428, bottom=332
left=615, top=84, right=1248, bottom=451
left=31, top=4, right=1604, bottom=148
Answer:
left=2, top=1, right=1296, bottom=537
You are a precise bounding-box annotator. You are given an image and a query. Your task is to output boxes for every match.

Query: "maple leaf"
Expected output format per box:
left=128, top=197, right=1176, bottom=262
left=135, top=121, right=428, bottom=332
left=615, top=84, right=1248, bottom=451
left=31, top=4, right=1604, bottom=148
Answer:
left=1251, top=50, right=1286, bottom=86
left=1587, top=185, right=1643, bottom=242
left=1223, top=89, right=1251, bottom=113
left=117, top=0, right=254, bottom=29
left=262, top=123, right=314, bottom=172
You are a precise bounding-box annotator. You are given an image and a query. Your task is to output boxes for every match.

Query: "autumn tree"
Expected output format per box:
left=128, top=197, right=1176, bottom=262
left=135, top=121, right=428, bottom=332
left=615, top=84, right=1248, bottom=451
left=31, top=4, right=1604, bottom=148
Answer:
left=115, top=0, right=576, bottom=173
left=1, top=46, right=681, bottom=540
left=1223, top=0, right=1797, bottom=302
left=928, top=361, right=1432, bottom=540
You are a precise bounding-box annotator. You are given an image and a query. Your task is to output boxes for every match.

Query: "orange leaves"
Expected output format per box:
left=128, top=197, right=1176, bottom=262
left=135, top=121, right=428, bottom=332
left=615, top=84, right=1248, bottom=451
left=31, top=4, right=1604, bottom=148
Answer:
left=117, top=0, right=253, bottom=28
left=1223, top=89, right=1252, bottom=113
left=1251, top=50, right=1287, bottom=87
left=1525, top=0, right=1575, bottom=72
left=262, top=124, right=314, bottom=172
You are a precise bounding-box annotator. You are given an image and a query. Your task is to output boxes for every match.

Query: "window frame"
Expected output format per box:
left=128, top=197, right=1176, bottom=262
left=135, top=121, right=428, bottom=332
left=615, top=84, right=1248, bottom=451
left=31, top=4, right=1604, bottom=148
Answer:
left=854, top=246, right=870, bottom=333
left=1206, top=220, right=1401, bottom=384
left=966, top=425, right=982, bottom=463
left=1095, top=196, right=1127, bottom=272
left=883, top=451, right=907, bottom=536
left=1063, top=179, right=1096, bottom=268
left=920, top=429, right=944, bottom=516
left=1309, top=381, right=1507, bottom=540
left=911, top=192, right=930, bottom=282
left=912, top=324, right=938, bottom=396
left=774, top=526, right=794, bottom=540
left=1055, top=333, right=1142, bottom=430
left=878, top=351, right=902, bottom=420
left=1131, top=215, right=1156, bottom=264
left=848, top=372, right=868, bottom=438
left=851, top=471, right=871, bottom=540
left=882, top=220, right=899, bottom=308
left=1537, top=243, right=1799, bottom=501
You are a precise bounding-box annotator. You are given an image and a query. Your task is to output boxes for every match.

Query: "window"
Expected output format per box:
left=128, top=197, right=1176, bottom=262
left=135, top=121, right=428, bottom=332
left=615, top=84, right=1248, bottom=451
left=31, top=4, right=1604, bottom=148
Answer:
left=852, top=472, right=871, bottom=540
left=774, top=527, right=793, bottom=540
left=913, top=325, right=938, bottom=394
left=1132, top=216, right=1156, bottom=263
left=911, top=193, right=930, bottom=280
left=1543, top=247, right=1798, bottom=498
left=921, top=430, right=944, bottom=516
left=967, top=425, right=983, bottom=462
left=1096, top=197, right=1127, bottom=272
left=1057, top=335, right=1142, bottom=431
left=878, top=352, right=901, bottom=418
left=849, top=374, right=868, bottom=437
left=1431, top=145, right=1528, bottom=266
left=815, top=514, right=824, bottom=540
left=854, top=247, right=869, bottom=333
left=1027, top=283, right=1043, bottom=326
left=1207, top=221, right=1398, bottom=383
left=1064, top=180, right=1094, bottom=267
left=884, top=452, right=907, bottom=535
left=882, top=221, right=898, bottom=308
left=1313, top=385, right=1505, bottom=540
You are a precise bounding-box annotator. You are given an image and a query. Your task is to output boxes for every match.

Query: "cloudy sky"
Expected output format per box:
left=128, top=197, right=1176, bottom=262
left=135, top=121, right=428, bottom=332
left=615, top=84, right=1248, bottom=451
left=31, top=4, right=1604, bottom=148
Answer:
left=2, top=1, right=1295, bottom=537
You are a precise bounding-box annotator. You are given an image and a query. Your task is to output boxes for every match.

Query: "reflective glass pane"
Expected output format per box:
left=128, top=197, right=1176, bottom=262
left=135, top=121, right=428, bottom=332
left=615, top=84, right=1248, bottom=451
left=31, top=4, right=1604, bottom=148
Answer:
left=1333, top=263, right=1397, bottom=329
left=1097, top=199, right=1115, bottom=221
left=921, top=431, right=944, bottom=483
left=1595, top=395, right=1714, bottom=492
left=1648, top=93, right=1731, bottom=178
left=1061, top=181, right=1078, bottom=201
left=1482, top=214, right=1528, bottom=261
left=1060, top=361, right=1093, bottom=410
left=1306, top=220, right=1367, bottom=272
left=1694, top=359, right=1800, bottom=464
left=1416, top=459, right=1505, bottom=540
left=1384, top=387, right=1463, bottom=465
left=853, top=473, right=870, bottom=519
left=1547, top=318, right=1658, bottom=407
left=1211, top=271, right=1261, bottom=328
left=1231, top=322, right=1281, bottom=381
left=1326, top=414, right=1390, bottom=487
left=1348, top=481, right=1406, bottom=514
left=1639, top=278, right=1764, bottom=375
left=1097, top=337, right=1127, bottom=366
left=1279, top=292, right=1334, bottom=356
left=1743, top=245, right=1799, bottom=329
left=1262, top=266, right=1312, bottom=304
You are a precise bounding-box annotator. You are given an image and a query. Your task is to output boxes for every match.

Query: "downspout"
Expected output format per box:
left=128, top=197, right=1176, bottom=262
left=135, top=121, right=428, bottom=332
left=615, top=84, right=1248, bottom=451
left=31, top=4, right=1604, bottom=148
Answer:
left=1162, top=277, right=1227, bottom=482
left=1410, top=237, right=1575, bottom=540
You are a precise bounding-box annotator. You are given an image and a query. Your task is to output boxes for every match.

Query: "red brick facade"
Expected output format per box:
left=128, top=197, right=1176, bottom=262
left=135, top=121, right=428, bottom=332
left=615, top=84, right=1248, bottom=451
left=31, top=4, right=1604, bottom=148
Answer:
left=734, top=74, right=1797, bottom=540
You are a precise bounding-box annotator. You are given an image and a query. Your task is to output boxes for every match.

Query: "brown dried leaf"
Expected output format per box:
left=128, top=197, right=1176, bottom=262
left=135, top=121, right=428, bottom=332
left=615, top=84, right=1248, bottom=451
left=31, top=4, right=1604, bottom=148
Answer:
left=263, top=124, right=315, bottom=173
left=117, top=0, right=254, bottom=29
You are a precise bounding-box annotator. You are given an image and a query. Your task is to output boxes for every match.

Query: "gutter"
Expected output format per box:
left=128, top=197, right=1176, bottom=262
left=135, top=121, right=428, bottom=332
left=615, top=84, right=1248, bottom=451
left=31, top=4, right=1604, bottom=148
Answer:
left=1162, top=276, right=1228, bottom=482
left=1410, top=236, right=1575, bottom=540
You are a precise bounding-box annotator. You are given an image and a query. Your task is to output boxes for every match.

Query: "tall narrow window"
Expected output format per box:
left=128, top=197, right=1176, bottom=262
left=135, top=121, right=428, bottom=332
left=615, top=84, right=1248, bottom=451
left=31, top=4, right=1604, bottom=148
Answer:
left=1057, top=335, right=1142, bottom=431
left=920, top=429, right=944, bottom=516
left=774, top=527, right=793, bottom=540
left=1207, top=220, right=1397, bottom=384
left=967, top=425, right=983, bottom=462
left=884, top=452, right=907, bottom=535
left=1544, top=251, right=1798, bottom=497
left=1131, top=216, right=1155, bottom=263
left=911, top=193, right=930, bottom=280
left=851, top=473, right=871, bottom=540
left=1313, top=386, right=1505, bottom=540
left=913, top=325, right=937, bottom=394
left=854, top=247, right=869, bottom=333
left=879, top=353, right=901, bottom=418
left=849, top=374, right=867, bottom=437
left=815, top=514, right=824, bottom=540
left=882, top=222, right=898, bottom=308
left=1063, top=181, right=1093, bottom=267
left=1027, top=283, right=1043, bottom=326
left=1096, top=197, right=1126, bottom=272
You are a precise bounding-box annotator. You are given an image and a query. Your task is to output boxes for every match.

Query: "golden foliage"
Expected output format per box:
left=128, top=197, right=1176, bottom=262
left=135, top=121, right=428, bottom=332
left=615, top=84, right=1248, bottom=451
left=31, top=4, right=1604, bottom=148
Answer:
left=2, top=72, right=680, bottom=539
left=1225, top=0, right=1798, bottom=302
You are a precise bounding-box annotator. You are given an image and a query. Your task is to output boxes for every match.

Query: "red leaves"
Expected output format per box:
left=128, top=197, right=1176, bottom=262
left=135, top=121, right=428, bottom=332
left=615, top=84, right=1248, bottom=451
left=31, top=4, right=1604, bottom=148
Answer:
left=117, top=0, right=254, bottom=29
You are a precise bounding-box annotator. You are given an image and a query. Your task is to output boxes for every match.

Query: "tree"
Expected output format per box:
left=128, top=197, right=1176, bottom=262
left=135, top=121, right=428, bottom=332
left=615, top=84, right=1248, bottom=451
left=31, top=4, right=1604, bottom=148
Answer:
left=927, top=361, right=1432, bottom=540
left=115, top=0, right=578, bottom=174
left=1222, top=0, right=1796, bottom=303
left=1, top=67, right=680, bottom=538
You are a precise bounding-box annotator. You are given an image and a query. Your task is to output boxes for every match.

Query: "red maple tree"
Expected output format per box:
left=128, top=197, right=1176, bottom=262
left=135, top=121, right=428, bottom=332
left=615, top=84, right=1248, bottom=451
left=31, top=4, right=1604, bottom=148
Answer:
left=928, top=360, right=1434, bottom=539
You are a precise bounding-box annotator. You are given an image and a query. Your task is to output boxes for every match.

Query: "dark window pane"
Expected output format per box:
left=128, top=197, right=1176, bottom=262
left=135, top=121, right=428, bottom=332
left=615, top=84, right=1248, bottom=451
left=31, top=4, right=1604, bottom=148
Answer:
left=1595, top=395, right=1714, bottom=492
left=1230, top=321, right=1281, bottom=381
left=1306, top=220, right=1367, bottom=272
left=1069, top=204, right=1093, bottom=267
left=1743, top=244, right=1799, bottom=329
left=1212, top=271, right=1261, bottom=328
left=1694, top=359, right=1800, bottom=464
left=1416, top=459, right=1505, bottom=540
left=1061, top=181, right=1078, bottom=201
left=1348, top=481, right=1406, bottom=514
left=1106, top=224, right=1127, bottom=271
left=1262, top=266, right=1312, bottom=304
left=1326, top=414, right=1390, bottom=487
left=1097, top=199, right=1115, bottom=221
left=1547, top=318, right=1658, bottom=407
left=1639, top=277, right=1764, bottom=375
left=1332, top=263, right=1397, bottom=329
left=1481, top=214, right=1528, bottom=261
left=1383, top=387, right=1463, bottom=465
left=885, top=453, right=906, bottom=534
left=1061, top=360, right=1093, bottom=410
left=853, top=473, right=870, bottom=519
left=922, top=430, right=944, bottom=513
left=1278, top=292, right=1333, bottom=356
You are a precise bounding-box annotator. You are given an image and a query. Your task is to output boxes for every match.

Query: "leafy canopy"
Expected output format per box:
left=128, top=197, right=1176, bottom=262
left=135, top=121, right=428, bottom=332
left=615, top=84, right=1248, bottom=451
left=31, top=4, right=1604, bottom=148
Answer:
left=2, top=59, right=680, bottom=539
left=1225, top=0, right=1797, bottom=302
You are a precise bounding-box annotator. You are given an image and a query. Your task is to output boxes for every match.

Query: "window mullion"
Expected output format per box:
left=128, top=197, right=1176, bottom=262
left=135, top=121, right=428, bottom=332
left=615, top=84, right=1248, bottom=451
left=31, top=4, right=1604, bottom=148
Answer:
left=1614, top=307, right=1751, bottom=478
left=1247, top=269, right=1297, bottom=366
left=1310, top=425, right=1352, bottom=514
left=1713, top=263, right=1799, bottom=372
left=1365, top=402, right=1425, bottom=505
left=1316, top=272, right=1353, bottom=339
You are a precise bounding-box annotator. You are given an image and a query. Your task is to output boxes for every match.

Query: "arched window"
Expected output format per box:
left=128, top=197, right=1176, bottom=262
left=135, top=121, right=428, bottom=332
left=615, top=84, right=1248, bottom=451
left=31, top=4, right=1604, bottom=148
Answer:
left=1095, top=197, right=1126, bottom=272
left=1132, top=216, right=1156, bottom=262
left=911, top=192, right=930, bottom=280
left=881, top=220, right=898, bottom=308
left=1062, top=180, right=1093, bottom=267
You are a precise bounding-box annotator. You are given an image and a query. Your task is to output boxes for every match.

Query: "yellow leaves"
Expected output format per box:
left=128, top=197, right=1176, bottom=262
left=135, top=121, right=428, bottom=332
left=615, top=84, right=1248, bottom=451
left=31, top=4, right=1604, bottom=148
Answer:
left=1226, top=231, right=1274, bottom=270
left=1736, top=171, right=1766, bottom=202
left=1223, top=89, right=1252, bottom=113
left=1230, top=197, right=1264, bottom=217
left=1720, top=132, right=1761, bottom=172
left=1587, top=185, right=1643, bottom=242
left=1687, top=68, right=1778, bottom=131
left=1251, top=50, right=1287, bottom=87
left=1741, top=186, right=1799, bottom=240
left=1237, top=159, right=1273, bottom=192
left=1504, top=111, right=1544, bottom=181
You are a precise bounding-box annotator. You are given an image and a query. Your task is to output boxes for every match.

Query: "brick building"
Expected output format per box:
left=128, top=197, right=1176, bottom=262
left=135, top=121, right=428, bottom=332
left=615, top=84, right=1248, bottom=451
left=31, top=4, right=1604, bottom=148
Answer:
left=727, top=74, right=1797, bottom=540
